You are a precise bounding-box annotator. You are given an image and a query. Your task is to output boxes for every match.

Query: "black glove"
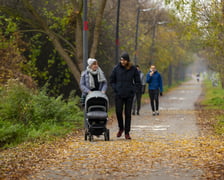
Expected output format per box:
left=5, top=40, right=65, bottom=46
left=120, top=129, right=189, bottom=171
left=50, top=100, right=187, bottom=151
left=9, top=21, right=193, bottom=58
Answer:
left=160, top=92, right=163, bottom=96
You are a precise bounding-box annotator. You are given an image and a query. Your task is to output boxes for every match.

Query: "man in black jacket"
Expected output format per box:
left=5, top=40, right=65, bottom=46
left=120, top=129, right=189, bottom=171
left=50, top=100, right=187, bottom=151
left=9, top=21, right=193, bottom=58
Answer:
left=110, top=52, right=141, bottom=139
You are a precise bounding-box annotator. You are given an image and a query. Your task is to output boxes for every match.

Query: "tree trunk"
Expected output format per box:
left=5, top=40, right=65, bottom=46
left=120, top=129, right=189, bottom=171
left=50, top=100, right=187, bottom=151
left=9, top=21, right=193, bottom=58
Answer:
left=22, top=0, right=82, bottom=84
left=220, top=70, right=224, bottom=88
left=47, top=30, right=81, bottom=85
left=219, top=57, right=224, bottom=89
left=1, top=0, right=108, bottom=85
left=89, top=0, right=107, bottom=58
left=71, top=0, right=83, bottom=71
left=76, top=15, right=84, bottom=71
left=222, top=0, right=224, bottom=18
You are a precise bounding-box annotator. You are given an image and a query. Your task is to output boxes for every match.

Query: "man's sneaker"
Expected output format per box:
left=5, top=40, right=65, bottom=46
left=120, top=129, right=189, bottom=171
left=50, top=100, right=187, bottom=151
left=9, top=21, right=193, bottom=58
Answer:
left=152, top=112, right=156, bottom=116
left=137, top=112, right=139, bottom=115
left=117, top=130, right=123, bottom=137
left=125, top=134, right=131, bottom=140
left=156, top=111, right=159, bottom=115
left=132, top=112, right=135, bottom=115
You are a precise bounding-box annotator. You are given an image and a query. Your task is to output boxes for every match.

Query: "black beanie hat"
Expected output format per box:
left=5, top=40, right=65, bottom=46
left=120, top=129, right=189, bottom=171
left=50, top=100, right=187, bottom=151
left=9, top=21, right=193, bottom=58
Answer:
left=120, top=52, right=130, bottom=61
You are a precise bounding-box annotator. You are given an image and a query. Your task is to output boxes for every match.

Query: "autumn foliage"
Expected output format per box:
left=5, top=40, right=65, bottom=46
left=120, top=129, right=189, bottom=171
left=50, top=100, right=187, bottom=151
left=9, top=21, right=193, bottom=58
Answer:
left=0, top=33, right=35, bottom=89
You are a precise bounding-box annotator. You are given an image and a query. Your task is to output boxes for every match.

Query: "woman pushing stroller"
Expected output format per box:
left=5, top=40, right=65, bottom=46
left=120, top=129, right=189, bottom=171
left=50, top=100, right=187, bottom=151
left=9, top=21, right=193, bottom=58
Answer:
left=80, top=58, right=108, bottom=128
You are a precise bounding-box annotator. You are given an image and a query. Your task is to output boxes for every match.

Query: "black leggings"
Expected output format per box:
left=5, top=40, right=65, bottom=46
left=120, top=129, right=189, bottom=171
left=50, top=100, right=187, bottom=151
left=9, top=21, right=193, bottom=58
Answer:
left=148, top=89, right=159, bottom=112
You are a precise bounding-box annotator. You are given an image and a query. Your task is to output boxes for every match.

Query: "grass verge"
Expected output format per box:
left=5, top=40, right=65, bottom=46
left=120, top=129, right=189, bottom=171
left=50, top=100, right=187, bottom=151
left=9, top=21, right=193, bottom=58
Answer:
left=200, top=79, right=224, bottom=135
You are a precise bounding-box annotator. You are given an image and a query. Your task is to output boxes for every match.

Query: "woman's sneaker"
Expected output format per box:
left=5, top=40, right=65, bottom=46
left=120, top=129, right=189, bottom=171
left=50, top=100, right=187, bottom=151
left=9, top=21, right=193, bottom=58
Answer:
left=152, top=112, right=156, bottom=116
left=156, top=111, right=159, bottom=115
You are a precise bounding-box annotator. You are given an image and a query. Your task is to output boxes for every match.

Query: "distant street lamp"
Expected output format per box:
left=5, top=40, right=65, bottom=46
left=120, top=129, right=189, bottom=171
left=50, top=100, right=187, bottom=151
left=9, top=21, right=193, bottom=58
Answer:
left=83, top=0, right=88, bottom=69
left=134, top=7, right=157, bottom=65
left=149, top=20, right=168, bottom=65
left=115, top=0, right=121, bottom=64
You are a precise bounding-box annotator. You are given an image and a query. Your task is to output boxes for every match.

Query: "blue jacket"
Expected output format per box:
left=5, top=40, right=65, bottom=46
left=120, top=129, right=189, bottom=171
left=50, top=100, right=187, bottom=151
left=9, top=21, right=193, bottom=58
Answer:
left=146, top=71, right=163, bottom=92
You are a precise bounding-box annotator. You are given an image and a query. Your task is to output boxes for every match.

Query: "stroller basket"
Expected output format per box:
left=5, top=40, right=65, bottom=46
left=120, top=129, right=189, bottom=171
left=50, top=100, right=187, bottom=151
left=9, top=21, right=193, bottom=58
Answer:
left=87, top=105, right=107, bottom=119
left=87, top=111, right=108, bottom=120
left=88, top=105, right=106, bottom=112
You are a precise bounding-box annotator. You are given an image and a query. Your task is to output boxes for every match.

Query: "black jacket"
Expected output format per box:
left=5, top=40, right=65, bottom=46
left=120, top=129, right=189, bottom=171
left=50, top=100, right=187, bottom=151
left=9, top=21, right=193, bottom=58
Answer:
left=110, top=63, right=141, bottom=98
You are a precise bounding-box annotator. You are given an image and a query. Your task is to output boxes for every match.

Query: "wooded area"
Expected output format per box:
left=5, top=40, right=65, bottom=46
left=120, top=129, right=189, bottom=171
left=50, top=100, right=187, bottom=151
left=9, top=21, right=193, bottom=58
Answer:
left=0, top=0, right=224, bottom=96
left=0, top=1, right=224, bottom=178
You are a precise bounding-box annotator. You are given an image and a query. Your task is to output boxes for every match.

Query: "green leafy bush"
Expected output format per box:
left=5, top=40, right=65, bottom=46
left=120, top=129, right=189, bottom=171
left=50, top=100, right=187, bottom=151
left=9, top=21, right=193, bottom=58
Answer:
left=0, top=119, right=26, bottom=147
left=0, top=80, right=83, bottom=148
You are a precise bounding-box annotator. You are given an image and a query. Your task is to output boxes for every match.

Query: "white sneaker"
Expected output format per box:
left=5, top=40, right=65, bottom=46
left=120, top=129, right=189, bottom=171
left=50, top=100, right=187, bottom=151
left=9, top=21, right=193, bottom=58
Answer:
left=156, top=111, right=159, bottom=115
left=152, top=112, right=156, bottom=116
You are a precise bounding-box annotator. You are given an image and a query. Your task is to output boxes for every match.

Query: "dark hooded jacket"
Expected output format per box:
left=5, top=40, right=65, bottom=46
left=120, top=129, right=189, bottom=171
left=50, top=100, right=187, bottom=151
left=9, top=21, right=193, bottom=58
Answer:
left=110, top=63, right=141, bottom=98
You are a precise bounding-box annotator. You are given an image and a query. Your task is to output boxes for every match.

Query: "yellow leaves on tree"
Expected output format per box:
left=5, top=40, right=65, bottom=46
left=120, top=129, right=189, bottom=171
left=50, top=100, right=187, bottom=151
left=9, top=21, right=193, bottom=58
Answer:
left=0, top=33, right=35, bottom=88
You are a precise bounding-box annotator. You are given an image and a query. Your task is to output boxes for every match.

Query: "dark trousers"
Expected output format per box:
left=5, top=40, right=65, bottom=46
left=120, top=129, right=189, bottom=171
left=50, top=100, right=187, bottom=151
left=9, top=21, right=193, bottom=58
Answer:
left=132, top=92, right=142, bottom=113
left=115, top=95, right=133, bottom=134
left=148, top=89, right=159, bottom=112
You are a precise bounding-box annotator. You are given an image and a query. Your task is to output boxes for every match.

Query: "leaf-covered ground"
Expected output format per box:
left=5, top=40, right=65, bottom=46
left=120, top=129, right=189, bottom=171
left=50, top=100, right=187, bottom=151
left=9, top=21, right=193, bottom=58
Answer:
left=1, top=80, right=224, bottom=180
left=0, top=128, right=223, bottom=179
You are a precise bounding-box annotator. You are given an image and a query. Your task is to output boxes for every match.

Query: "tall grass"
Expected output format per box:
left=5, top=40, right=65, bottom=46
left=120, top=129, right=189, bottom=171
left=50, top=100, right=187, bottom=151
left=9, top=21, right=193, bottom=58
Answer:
left=201, top=78, right=224, bottom=135
left=0, top=80, right=83, bottom=148
left=201, top=79, right=224, bottom=109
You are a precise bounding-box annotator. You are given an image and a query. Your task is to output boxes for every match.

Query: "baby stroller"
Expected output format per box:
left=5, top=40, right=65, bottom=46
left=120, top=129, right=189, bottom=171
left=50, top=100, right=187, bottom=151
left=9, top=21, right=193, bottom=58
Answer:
left=84, top=91, right=110, bottom=141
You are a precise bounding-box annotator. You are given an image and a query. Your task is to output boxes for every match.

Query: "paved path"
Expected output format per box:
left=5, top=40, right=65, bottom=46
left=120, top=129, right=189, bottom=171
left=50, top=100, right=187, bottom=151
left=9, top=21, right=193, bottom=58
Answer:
left=29, top=79, right=203, bottom=180
left=129, top=79, right=202, bottom=179
left=132, top=79, right=201, bottom=138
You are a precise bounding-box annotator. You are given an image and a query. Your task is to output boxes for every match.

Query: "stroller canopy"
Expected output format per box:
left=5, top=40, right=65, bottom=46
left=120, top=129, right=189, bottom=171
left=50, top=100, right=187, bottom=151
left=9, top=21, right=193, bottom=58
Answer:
left=85, top=91, right=109, bottom=112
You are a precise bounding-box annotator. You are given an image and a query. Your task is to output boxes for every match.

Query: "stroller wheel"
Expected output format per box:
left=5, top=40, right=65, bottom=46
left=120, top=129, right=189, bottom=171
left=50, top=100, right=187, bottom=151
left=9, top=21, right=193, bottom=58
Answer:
left=84, top=130, right=88, bottom=141
left=89, top=134, right=93, bottom=142
left=104, top=129, right=110, bottom=141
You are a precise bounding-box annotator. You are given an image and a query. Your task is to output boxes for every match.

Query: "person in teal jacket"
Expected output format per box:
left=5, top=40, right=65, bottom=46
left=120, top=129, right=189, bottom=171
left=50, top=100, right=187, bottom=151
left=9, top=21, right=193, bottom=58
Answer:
left=146, top=65, right=163, bottom=116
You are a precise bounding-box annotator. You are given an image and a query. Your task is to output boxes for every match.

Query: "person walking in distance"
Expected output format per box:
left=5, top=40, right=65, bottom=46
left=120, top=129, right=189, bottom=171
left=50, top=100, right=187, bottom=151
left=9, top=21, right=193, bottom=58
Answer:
left=132, top=65, right=146, bottom=115
left=110, top=52, right=141, bottom=139
left=196, top=73, right=200, bottom=82
left=146, top=65, right=163, bottom=116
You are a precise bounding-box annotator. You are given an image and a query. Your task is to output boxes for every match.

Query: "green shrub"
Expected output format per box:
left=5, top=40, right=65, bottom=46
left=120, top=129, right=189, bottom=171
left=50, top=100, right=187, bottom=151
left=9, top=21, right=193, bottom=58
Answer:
left=0, top=80, right=83, bottom=148
left=0, top=119, right=26, bottom=147
left=0, top=80, right=32, bottom=125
